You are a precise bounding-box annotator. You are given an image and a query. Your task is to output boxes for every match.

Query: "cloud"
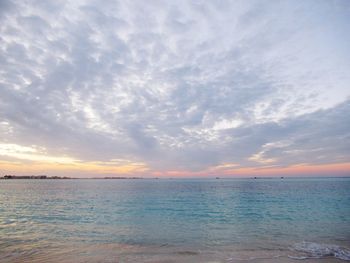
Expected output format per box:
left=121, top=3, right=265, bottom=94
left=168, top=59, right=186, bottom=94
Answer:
left=0, top=0, right=349, bottom=176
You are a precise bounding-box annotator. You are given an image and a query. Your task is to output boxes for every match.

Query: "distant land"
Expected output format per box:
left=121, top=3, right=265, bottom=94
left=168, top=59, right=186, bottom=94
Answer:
left=2, top=175, right=346, bottom=180
left=1, top=175, right=153, bottom=180
left=1, top=175, right=70, bottom=179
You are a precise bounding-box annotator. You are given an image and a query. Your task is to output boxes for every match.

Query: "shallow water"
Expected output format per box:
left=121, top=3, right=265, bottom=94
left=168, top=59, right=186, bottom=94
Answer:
left=0, top=177, right=349, bottom=262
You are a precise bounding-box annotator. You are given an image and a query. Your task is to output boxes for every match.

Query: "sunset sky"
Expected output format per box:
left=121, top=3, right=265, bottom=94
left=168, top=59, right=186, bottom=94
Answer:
left=0, top=0, right=349, bottom=177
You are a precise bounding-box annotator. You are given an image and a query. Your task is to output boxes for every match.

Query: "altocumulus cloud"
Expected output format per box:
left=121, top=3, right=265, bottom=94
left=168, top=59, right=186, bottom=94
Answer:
left=0, top=0, right=350, bottom=176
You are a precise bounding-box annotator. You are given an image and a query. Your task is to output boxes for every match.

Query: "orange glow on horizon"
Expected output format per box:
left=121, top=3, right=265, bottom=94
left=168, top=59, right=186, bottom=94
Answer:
left=151, top=162, right=350, bottom=178
left=219, top=162, right=350, bottom=176
left=0, top=160, right=149, bottom=177
left=0, top=159, right=349, bottom=178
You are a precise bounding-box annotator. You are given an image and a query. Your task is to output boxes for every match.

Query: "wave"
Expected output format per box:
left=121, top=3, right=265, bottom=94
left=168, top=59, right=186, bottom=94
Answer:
left=290, top=242, right=350, bottom=261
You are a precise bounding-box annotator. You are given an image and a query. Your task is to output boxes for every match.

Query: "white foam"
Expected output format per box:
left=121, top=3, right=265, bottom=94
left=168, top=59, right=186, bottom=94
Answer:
left=287, top=255, right=309, bottom=260
left=291, top=242, right=350, bottom=261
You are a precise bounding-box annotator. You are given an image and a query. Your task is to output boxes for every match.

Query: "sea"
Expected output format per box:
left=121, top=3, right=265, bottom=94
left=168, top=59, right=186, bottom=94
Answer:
left=0, top=177, right=349, bottom=262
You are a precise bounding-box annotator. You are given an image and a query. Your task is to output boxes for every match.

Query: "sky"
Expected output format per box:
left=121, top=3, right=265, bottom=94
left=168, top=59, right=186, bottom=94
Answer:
left=0, top=0, right=350, bottom=177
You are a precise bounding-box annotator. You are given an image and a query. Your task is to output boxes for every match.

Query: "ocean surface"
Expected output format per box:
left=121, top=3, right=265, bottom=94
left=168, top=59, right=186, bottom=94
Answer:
left=0, top=177, right=350, bottom=262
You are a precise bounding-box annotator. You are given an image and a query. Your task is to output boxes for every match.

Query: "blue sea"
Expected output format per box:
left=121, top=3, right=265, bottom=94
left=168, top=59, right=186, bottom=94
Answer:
left=1, top=178, right=350, bottom=262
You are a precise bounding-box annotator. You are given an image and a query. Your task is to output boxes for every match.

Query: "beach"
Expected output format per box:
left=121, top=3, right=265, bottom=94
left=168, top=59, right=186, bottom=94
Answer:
left=0, top=242, right=347, bottom=262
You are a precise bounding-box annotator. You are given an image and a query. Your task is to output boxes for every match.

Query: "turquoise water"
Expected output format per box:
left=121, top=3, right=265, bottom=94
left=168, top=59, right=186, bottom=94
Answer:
left=1, top=178, right=350, bottom=262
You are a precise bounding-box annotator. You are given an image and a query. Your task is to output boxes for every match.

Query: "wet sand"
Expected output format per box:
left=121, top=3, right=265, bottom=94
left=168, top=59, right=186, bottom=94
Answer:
left=0, top=242, right=347, bottom=263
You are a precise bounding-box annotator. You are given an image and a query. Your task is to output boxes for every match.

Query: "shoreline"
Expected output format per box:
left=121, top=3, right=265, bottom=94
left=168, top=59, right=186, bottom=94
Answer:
left=1, top=242, right=348, bottom=263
